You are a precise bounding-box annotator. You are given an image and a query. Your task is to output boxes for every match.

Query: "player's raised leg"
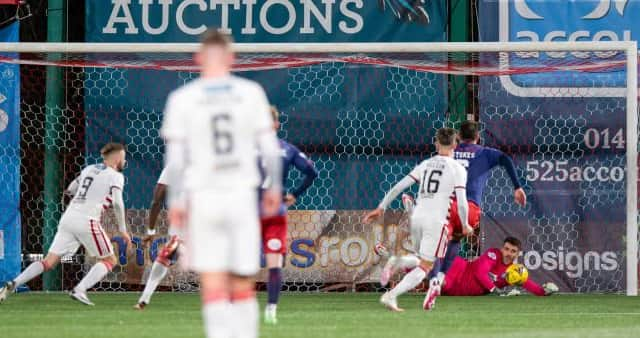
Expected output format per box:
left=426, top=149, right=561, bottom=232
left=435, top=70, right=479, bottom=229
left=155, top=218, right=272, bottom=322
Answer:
left=0, top=253, right=60, bottom=303
left=135, top=167, right=177, bottom=310
left=380, top=252, right=438, bottom=312
left=135, top=235, right=179, bottom=309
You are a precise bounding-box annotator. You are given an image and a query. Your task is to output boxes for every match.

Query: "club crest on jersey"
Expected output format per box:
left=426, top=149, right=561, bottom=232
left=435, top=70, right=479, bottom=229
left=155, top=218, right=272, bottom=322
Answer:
left=488, top=251, right=497, bottom=260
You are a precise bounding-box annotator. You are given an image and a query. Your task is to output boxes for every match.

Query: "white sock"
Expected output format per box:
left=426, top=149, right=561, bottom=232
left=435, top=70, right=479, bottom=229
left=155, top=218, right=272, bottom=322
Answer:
left=75, top=262, right=110, bottom=293
left=13, top=261, right=45, bottom=287
left=388, top=267, right=427, bottom=298
left=139, top=261, right=169, bottom=304
left=397, top=255, right=420, bottom=270
left=436, top=272, right=445, bottom=284
left=203, top=300, right=231, bottom=338
left=230, top=297, right=258, bottom=338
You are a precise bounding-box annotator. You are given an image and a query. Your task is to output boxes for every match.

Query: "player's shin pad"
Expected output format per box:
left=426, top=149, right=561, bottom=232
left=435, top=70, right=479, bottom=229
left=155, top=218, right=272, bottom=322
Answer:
left=157, top=235, right=180, bottom=266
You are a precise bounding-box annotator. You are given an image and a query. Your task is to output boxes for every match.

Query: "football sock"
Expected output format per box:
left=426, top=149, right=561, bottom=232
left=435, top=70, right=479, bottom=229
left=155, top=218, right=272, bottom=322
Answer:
left=436, top=272, right=446, bottom=285
left=202, top=291, right=231, bottom=338
left=266, top=267, right=282, bottom=306
left=441, top=240, right=461, bottom=273
left=75, top=261, right=112, bottom=293
left=427, top=259, right=443, bottom=280
left=389, top=267, right=427, bottom=298
left=231, top=291, right=258, bottom=338
left=13, top=261, right=47, bottom=287
left=139, top=261, right=169, bottom=304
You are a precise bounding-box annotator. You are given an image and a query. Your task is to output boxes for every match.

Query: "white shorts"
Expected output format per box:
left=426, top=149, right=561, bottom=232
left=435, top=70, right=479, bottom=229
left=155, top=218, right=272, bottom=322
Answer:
left=49, top=211, right=114, bottom=259
left=409, top=210, right=449, bottom=262
left=185, top=189, right=260, bottom=275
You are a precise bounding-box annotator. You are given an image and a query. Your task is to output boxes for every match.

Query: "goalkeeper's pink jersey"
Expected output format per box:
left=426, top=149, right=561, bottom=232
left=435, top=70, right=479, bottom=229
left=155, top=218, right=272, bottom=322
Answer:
left=442, top=248, right=545, bottom=296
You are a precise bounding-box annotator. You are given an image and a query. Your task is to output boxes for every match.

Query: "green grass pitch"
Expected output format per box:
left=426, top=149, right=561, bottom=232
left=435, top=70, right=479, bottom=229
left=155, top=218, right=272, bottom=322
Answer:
left=1, top=292, right=639, bottom=338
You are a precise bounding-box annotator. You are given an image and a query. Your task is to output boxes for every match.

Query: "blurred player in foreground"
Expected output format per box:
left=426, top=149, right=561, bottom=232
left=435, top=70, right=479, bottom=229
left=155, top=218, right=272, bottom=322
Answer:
left=261, top=107, right=318, bottom=324
left=364, top=128, right=471, bottom=312
left=161, top=29, right=282, bottom=338
left=0, top=143, right=131, bottom=306
left=134, top=163, right=182, bottom=310
left=428, top=237, right=558, bottom=300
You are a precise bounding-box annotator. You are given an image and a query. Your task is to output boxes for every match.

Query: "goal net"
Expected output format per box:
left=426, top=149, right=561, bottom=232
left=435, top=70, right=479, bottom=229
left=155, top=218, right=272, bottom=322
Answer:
left=0, top=42, right=636, bottom=295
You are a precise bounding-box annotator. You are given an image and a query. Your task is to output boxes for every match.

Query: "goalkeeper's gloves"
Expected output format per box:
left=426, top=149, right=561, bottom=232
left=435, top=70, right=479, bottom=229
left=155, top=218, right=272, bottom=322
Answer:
left=542, top=282, right=559, bottom=295
left=502, top=288, right=521, bottom=297
left=490, top=287, right=505, bottom=296
left=491, top=287, right=520, bottom=296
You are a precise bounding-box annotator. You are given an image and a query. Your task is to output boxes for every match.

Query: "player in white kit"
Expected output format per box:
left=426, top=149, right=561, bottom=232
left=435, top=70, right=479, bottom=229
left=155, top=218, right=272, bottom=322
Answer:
left=134, top=163, right=183, bottom=310
left=363, top=128, right=471, bottom=312
left=160, top=29, right=282, bottom=338
left=0, top=143, right=131, bottom=306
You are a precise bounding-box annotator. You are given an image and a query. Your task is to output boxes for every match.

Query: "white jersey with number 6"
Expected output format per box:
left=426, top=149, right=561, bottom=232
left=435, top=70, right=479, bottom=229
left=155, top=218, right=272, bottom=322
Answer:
left=160, top=75, right=276, bottom=274
left=409, top=155, right=467, bottom=225
left=161, top=76, right=272, bottom=192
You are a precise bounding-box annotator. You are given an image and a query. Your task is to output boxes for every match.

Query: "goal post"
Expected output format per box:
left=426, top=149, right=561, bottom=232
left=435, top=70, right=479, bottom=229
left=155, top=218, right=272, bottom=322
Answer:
left=0, top=41, right=636, bottom=295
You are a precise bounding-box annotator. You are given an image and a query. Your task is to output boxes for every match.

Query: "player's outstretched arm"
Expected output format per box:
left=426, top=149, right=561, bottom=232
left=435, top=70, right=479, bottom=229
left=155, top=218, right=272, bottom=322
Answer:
left=164, top=141, right=187, bottom=224
left=522, top=279, right=549, bottom=296
left=143, top=183, right=167, bottom=245
left=112, top=185, right=131, bottom=245
left=491, top=149, right=527, bottom=207
left=363, top=175, right=415, bottom=224
left=287, top=149, right=319, bottom=206
left=453, top=164, right=472, bottom=235
left=161, top=92, right=188, bottom=226
left=455, top=188, right=473, bottom=235
left=473, top=251, right=499, bottom=293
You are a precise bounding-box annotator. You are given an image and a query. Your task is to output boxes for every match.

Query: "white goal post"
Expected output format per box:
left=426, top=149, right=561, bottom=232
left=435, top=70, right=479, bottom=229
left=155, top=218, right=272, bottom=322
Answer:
left=0, top=41, right=636, bottom=295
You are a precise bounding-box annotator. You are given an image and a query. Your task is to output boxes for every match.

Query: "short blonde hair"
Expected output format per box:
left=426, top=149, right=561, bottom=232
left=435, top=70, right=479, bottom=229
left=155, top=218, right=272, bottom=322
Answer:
left=200, top=28, right=233, bottom=47
left=100, top=142, right=125, bottom=158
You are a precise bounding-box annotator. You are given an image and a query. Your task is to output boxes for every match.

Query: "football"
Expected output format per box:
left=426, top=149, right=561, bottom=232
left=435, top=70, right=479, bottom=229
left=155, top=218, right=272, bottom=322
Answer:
left=505, top=263, right=529, bottom=286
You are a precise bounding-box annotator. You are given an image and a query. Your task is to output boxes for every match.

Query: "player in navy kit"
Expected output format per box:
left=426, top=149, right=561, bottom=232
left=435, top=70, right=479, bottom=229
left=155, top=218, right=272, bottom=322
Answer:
left=437, top=121, right=526, bottom=275
left=261, top=106, right=318, bottom=324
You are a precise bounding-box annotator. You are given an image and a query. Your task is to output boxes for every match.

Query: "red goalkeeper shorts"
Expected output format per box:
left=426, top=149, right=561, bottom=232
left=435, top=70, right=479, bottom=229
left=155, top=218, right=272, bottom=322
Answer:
left=261, top=215, right=287, bottom=254
left=446, top=199, right=481, bottom=240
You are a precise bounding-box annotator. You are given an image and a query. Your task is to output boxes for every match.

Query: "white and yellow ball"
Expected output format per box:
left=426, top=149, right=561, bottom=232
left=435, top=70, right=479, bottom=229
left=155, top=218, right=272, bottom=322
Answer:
left=505, top=263, right=529, bottom=286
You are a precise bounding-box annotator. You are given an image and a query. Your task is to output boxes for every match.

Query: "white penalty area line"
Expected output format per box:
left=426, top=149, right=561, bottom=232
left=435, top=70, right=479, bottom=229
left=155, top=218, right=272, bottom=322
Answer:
left=508, top=313, right=640, bottom=316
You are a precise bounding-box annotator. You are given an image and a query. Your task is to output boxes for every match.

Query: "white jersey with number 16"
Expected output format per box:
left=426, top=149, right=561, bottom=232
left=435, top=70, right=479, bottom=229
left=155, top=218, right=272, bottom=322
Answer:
left=409, top=155, right=467, bottom=225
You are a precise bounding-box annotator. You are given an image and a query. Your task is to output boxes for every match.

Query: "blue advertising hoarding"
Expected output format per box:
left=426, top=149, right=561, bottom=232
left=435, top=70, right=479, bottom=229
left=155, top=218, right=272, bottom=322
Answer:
left=0, top=22, right=21, bottom=283
left=86, top=0, right=446, bottom=43
left=477, top=0, right=636, bottom=292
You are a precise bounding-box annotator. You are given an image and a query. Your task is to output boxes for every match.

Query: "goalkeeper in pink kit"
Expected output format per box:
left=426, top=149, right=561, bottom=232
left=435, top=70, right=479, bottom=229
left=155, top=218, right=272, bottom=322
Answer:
left=436, top=237, right=558, bottom=297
